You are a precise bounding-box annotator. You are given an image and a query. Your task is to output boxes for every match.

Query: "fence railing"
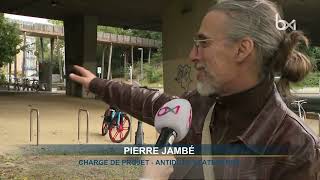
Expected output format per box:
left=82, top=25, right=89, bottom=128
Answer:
left=10, top=19, right=161, bottom=48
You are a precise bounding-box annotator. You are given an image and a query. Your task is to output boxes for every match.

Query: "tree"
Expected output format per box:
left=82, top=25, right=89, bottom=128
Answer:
left=0, top=15, right=22, bottom=67
left=131, top=29, right=162, bottom=40
left=97, top=25, right=162, bottom=41
left=305, top=46, right=320, bottom=71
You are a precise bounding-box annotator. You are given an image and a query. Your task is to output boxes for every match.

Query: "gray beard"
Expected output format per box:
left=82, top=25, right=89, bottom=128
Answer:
left=196, top=81, right=217, bottom=96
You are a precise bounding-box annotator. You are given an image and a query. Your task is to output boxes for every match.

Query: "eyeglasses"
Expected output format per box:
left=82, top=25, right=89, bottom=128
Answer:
left=193, top=38, right=214, bottom=54
left=193, top=38, right=214, bottom=48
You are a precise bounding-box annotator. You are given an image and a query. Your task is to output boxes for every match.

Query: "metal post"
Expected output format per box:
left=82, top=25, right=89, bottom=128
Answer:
left=101, top=44, right=106, bottom=79
left=148, top=48, right=151, bottom=64
left=138, top=48, right=144, bottom=80
left=29, top=107, right=40, bottom=146
left=129, top=66, right=133, bottom=143
left=131, top=46, right=134, bottom=74
left=124, top=52, right=127, bottom=78
left=78, top=108, right=89, bottom=143
left=298, top=102, right=302, bottom=119
left=107, top=43, right=113, bottom=80
left=133, top=80, right=144, bottom=145
left=135, top=121, right=144, bottom=145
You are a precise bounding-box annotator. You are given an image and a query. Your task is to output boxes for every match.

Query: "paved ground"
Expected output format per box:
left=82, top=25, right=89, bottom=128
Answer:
left=0, top=92, right=158, bottom=146
left=0, top=91, right=319, bottom=179
left=0, top=92, right=160, bottom=179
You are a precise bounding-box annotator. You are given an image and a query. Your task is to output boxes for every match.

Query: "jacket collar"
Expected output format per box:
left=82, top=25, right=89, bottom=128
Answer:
left=212, top=75, right=275, bottom=132
left=235, top=85, right=288, bottom=154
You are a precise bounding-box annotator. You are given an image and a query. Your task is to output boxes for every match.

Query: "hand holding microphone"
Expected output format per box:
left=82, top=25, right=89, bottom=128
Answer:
left=141, top=99, right=192, bottom=180
left=154, top=98, right=192, bottom=147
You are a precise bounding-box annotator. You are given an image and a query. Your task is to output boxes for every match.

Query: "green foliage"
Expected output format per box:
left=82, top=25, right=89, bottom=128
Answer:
left=305, top=46, right=320, bottom=71
left=0, top=73, right=6, bottom=84
left=34, top=37, right=49, bottom=62
left=130, top=30, right=162, bottom=40
left=48, top=20, right=63, bottom=25
left=144, top=63, right=163, bottom=83
left=33, top=37, right=64, bottom=74
left=150, top=48, right=162, bottom=63
left=0, top=16, right=22, bottom=67
left=291, top=46, right=320, bottom=87
left=97, top=26, right=162, bottom=41
left=129, top=48, right=163, bottom=80
left=97, top=26, right=132, bottom=36
left=292, top=72, right=320, bottom=87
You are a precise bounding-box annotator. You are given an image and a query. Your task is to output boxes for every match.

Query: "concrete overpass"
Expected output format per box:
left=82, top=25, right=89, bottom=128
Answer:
left=14, top=20, right=161, bottom=48
left=1, top=0, right=319, bottom=96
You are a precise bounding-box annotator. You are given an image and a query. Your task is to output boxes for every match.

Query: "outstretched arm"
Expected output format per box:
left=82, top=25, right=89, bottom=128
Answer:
left=69, top=65, right=174, bottom=126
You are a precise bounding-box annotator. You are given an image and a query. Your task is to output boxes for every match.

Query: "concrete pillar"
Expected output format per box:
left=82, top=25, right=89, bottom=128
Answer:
left=64, top=16, right=98, bottom=97
left=162, top=0, right=212, bottom=95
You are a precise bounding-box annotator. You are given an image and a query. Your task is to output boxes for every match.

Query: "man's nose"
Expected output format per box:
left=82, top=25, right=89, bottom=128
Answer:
left=189, top=46, right=200, bottom=63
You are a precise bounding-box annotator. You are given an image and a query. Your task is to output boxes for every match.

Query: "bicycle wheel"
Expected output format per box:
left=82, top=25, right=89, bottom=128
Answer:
left=109, top=114, right=131, bottom=143
left=101, top=121, right=108, bottom=136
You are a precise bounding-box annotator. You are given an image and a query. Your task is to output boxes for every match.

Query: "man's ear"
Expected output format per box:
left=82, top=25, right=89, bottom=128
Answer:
left=234, top=37, right=254, bottom=63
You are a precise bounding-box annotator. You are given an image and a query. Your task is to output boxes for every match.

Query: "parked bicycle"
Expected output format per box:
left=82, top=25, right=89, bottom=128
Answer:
left=291, top=99, right=307, bottom=121
left=22, top=78, right=31, bottom=91
left=13, top=78, right=21, bottom=91
left=101, top=106, right=131, bottom=143
left=30, top=79, right=40, bottom=91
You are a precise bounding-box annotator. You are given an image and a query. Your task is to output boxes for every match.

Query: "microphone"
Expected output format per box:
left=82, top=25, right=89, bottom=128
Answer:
left=154, top=99, right=192, bottom=147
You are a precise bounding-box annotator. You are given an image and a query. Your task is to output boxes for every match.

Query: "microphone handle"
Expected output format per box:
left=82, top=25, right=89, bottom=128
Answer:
left=155, top=127, right=177, bottom=148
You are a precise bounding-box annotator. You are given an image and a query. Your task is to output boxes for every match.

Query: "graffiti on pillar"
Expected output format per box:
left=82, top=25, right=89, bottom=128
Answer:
left=174, top=64, right=192, bottom=91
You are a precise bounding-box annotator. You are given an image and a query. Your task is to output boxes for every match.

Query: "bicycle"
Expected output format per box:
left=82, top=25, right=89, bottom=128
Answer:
left=22, top=78, right=31, bottom=91
left=291, top=99, right=307, bottom=121
left=30, top=79, right=40, bottom=91
left=101, top=106, right=131, bottom=143
left=13, top=78, right=21, bottom=91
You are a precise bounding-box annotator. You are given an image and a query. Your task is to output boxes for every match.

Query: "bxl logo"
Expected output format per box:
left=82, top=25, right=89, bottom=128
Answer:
left=157, top=105, right=181, bottom=116
left=275, top=14, right=296, bottom=31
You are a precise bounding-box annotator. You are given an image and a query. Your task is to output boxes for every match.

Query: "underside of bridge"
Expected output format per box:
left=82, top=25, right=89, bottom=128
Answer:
left=0, top=0, right=167, bottom=31
left=1, top=0, right=319, bottom=40
left=1, top=0, right=319, bottom=96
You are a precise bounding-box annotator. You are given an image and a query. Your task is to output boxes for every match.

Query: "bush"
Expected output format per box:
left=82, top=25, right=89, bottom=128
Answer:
left=291, top=72, right=320, bottom=88
left=0, top=73, right=6, bottom=85
left=144, top=63, right=162, bottom=83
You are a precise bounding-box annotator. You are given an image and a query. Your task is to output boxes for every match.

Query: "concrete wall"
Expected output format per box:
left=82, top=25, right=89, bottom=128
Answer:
left=162, top=0, right=215, bottom=96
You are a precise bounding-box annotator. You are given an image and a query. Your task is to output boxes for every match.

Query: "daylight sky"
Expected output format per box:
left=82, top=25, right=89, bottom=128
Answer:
left=4, top=13, right=51, bottom=24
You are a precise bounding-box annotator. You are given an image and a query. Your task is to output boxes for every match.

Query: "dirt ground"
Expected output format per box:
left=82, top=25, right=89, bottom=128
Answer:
left=0, top=92, right=319, bottom=179
left=0, top=92, right=158, bottom=146
left=0, top=92, right=158, bottom=179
